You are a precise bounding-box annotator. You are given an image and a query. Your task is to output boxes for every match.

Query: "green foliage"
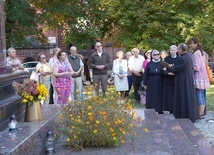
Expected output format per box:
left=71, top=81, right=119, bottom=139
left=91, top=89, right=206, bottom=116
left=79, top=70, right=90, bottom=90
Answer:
left=55, top=86, right=139, bottom=150
left=25, top=0, right=214, bottom=52
left=4, top=0, right=46, bottom=48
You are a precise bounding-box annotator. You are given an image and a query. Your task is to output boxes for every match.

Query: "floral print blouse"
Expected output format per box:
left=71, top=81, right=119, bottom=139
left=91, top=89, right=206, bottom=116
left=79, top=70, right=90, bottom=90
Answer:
left=53, top=61, right=72, bottom=88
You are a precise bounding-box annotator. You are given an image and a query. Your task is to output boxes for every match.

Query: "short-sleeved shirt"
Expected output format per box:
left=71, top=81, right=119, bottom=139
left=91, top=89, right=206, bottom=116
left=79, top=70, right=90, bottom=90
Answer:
left=6, top=57, right=23, bottom=73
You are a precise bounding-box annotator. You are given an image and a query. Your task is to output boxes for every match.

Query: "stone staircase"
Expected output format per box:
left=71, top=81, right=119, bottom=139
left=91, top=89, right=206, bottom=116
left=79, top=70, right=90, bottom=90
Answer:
left=0, top=108, right=213, bottom=155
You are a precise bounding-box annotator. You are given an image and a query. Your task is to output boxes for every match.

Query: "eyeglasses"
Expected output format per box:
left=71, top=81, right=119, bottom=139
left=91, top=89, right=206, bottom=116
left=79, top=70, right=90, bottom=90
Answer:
left=153, top=54, right=160, bottom=56
left=40, top=57, right=46, bottom=59
left=96, top=45, right=102, bottom=47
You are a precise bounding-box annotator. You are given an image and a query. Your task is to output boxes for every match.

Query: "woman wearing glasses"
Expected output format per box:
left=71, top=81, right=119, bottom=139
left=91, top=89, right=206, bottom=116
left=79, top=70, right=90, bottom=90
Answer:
left=36, top=52, right=52, bottom=104
left=53, top=51, right=74, bottom=105
left=143, top=50, right=164, bottom=114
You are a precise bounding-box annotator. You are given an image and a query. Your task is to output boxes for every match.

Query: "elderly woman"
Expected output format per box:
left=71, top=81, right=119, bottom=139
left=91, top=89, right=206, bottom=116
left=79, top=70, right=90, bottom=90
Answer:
left=112, top=51, right=129, bottom=101
left=160, top=50, right=168, bottom=61
left=53, top=51, right=73, bottom=105
left=36, top=52, right=52, bottom=104
left=162, top=45, right=180, bottom=113
left=143, top=50, right=164, bottom=114
left=49, top=47, right=61, bottom=104
left=168, top=43, right=199, bottom=122
left=6, top=47, right=24, bottom=73
left=188, top=37, right=210, bottom=119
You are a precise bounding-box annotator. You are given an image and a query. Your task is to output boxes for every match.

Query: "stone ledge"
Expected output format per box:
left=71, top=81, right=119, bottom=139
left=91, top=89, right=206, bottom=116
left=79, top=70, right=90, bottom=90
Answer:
left=0, top=104, right=62, bottom=155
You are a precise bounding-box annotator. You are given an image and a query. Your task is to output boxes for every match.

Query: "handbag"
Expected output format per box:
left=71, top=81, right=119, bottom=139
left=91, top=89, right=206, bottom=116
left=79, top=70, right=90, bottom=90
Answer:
left=205, top=61, right=212, bottom=82
left=30, top=71, right=40, bottom=83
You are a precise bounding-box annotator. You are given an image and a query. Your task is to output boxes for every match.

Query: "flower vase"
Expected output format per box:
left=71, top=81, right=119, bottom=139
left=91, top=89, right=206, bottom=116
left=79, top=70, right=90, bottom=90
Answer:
left=24, top=100, right=43, bottom=122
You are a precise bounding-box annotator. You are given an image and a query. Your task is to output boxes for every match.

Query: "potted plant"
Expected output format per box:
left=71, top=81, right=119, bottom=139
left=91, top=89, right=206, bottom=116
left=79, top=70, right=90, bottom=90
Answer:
left=12, top=79, right=48, bottom=122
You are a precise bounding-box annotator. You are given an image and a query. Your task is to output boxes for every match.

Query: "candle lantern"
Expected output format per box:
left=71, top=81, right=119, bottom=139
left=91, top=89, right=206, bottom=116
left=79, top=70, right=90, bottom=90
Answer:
left=45, top=130, right=55, bottom=154
left=8, top=114, right=17, bottom=131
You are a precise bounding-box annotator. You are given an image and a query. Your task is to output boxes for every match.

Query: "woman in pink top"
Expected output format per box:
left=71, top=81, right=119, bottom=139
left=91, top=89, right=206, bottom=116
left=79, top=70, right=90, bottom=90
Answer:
left=53, top=51, right=73, bottom=105
left=188, top=37, right=210, bottom=119
left=142, top=50, right=152, bottom=73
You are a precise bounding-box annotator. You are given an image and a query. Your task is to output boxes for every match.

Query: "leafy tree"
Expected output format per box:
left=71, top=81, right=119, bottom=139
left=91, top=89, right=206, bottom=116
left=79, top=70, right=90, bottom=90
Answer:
left=28, top=0, right=115, bottom=49
left=4, top=0, right=46, bottom=48
left=27, top=0, right=214, bottom=53
left=107, top=0, right=214, bottom=53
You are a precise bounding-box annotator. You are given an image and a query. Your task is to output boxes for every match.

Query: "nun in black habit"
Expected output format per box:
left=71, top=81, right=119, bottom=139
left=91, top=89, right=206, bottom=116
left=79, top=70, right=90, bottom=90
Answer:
left=168, top=43, right=199, bottom=122
left=143, top=50, right=164, bottom=113
left=162, top=45, right=180, bottom=112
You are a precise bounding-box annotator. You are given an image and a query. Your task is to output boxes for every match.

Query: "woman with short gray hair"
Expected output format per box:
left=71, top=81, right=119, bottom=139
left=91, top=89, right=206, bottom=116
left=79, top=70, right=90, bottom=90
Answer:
left=162, top=45, right=179, bottom=113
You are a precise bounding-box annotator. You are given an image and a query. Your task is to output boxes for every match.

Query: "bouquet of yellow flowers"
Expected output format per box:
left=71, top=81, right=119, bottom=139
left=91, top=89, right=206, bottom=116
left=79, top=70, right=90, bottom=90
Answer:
left=12, top=79, right=48, bottom=105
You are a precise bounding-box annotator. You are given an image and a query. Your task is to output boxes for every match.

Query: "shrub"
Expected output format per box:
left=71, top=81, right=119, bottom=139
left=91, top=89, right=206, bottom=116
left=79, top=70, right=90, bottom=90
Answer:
left=55, top=86, right=139, bottom=150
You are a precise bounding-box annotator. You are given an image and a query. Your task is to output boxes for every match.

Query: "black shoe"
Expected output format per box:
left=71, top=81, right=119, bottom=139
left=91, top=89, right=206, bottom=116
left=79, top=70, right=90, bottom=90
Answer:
left=158, top=112, right=164, bottom=114
left=199, top=114, right=205, bottom=119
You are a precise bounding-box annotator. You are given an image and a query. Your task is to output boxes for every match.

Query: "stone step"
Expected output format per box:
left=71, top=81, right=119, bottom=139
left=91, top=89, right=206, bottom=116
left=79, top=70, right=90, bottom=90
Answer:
left=158, top=114, right=199, bottom=155
left=0, top=104, right=62, bottom=154
left=0, top=95, right=24, bottom=131
left=177, top=119, right=214, bottom=155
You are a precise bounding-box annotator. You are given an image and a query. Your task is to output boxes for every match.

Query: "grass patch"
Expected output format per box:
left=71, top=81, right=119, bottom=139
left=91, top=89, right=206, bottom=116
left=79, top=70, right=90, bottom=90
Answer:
left=127, top=83, right=214, bottom=111
left=206, top=84, right=214, bottom=111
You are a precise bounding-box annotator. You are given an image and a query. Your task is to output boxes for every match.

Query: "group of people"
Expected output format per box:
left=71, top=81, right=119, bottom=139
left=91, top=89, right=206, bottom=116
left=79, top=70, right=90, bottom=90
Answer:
left=36, top=46, right=85, bottom=105
left=6, top=37, right=210, bottom=122
left=111, top=37, right=210, bottom=122
left=143, top=38, right=209, bottom=122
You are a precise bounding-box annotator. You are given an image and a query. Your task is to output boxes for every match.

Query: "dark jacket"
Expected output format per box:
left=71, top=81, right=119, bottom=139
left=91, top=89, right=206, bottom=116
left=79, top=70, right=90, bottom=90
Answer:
left=88, top=51, right=111, bottom=75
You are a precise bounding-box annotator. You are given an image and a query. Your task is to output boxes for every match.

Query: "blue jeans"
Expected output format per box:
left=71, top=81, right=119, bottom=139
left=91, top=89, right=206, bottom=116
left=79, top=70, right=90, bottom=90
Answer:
left=195, top=89, right=206, bottom=106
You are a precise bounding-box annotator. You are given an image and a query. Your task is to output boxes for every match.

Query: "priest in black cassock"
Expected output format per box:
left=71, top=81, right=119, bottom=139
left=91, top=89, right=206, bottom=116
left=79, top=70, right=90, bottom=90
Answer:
left=143, top=50, right=164, bottom=114
left=168, top=43, right=199, bottom=122
left=162, top=45, right=180, bottom=113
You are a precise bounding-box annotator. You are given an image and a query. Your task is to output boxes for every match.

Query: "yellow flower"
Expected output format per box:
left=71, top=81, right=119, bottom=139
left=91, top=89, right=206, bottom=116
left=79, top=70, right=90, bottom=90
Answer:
left=88, top=86, right=93, bottom=91
left=144, top=128, right=148, bottom=132
left=78, top=131, right=81, bottom=135
left=110, top=105, right=114, bottom=109
left=109, top=127, right=114, bottom=132
left=38, top=95, right=42, bottom=100
left=129, top=123, right=134, bottom=127
left=133, top=133, right=137, bottom=136
left=95, top=120, right=99, bottom=124
left=88, top=112, right=92, bottom=116
left=73, top=135, right=77, bottom=139
left=113, top=137, right=116, bottom=140
left=87, top=105, right=92, bottom=109
left=89, top=116, right=94, bottom=121
left=29, top=96, right=33, bottom=101
left=122, top=131, right=126, bottom=135
left=93, top=130, right=97, bottom=134
left=117, top=92, right=121, bottom=95
left=103, top=115, right=107, bottom=120
left=66, top=138, right=70, bottom=142
left=121, top=139, right=125, bottom=144
left=71, top=126, right=75, bottom=129
left=22, top=99, right=28, bottom=103
left=98, top=111, right=103, bottom=115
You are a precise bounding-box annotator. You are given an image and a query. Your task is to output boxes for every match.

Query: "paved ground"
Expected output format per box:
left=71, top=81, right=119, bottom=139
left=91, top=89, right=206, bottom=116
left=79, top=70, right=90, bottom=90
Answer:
left=194, top=111, right=214, bottom=147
